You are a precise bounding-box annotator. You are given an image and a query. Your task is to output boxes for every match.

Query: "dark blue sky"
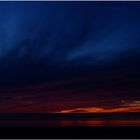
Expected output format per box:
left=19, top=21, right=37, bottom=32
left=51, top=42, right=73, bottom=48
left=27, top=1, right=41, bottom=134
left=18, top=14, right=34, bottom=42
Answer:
left=0, top=1, right=140, bottom=112
left=0, top=1, right=139, bottom=85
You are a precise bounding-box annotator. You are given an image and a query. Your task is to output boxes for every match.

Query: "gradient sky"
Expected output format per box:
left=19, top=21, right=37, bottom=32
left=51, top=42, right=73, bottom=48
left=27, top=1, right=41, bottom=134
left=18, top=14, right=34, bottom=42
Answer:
left=0, top=1, right=140, bottom=113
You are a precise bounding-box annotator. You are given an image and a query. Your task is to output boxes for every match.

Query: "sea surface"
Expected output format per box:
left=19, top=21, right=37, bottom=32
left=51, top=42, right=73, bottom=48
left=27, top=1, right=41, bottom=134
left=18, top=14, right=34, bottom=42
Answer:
left=0, top=112, right=140, bottom=127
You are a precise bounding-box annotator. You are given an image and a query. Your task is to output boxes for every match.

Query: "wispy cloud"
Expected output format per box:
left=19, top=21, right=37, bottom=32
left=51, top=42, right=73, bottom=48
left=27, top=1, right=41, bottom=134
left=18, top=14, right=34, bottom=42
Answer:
left=60, top=101, right=140, bottom=113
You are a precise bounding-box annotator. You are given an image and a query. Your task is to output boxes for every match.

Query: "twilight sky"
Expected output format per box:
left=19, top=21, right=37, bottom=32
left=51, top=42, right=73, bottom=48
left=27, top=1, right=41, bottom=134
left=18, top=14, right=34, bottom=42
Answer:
left=0, top=1, right=140, bottom=113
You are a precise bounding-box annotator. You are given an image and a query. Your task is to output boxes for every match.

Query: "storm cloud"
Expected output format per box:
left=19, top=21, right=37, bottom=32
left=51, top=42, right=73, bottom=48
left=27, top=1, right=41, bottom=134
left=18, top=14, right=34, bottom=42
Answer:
left=0, top=1, right=140, bottom=112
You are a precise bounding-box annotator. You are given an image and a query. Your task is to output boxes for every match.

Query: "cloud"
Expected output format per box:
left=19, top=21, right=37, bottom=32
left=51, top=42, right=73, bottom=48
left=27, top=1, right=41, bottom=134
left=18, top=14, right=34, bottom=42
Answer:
left=59, top=103, right=140, bottom=113
left=0, top=2, right=140, bottom=113
left=0, top=78, right=140, bottom=113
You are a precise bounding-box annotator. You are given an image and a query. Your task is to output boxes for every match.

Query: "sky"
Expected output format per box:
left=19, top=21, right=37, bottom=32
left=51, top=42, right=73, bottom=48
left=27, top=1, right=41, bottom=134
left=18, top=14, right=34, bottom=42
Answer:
left=0, top=1, right=140, bottom=113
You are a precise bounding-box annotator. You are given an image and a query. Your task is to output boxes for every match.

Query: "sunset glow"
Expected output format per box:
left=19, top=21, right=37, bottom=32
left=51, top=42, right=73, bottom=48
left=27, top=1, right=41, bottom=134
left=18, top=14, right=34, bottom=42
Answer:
left=60, top=106, right=140, bottom=113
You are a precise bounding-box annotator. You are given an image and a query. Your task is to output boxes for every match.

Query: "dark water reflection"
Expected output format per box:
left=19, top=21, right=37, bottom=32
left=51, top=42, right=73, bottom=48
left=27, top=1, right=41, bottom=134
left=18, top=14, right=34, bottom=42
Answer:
left=0, top=113, right=140, bottom=127
left=0, top=118, right=140, bottom=127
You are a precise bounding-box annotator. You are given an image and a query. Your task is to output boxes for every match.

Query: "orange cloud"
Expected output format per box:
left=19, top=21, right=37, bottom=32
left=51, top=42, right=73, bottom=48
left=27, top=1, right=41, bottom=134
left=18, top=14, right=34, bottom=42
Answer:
left=60, top=107, right=104, bottom=113
left=59, top=105, right=140, bottom=113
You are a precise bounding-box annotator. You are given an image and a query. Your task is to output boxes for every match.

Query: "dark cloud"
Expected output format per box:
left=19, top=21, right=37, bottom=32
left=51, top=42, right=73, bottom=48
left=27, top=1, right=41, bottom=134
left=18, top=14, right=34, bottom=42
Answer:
left=0, top=1, right=140, bottom=112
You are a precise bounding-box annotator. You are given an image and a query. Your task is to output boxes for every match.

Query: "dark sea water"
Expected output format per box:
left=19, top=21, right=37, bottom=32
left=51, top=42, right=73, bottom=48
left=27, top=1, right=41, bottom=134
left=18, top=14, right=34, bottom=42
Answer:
left=0, top=112, right=140, bottom=127
left=0, top=113, right=140, bottom=138
left=1, top=118, right=140, bottom=127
